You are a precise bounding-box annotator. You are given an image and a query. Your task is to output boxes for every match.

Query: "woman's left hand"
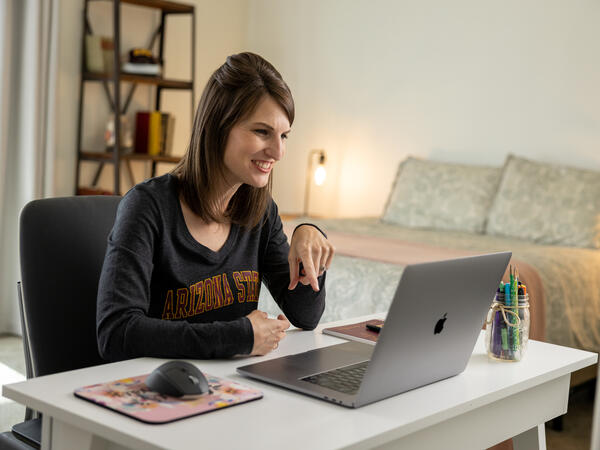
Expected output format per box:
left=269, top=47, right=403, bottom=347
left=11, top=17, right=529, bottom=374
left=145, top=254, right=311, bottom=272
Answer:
left=288, top=225, right=335, bottom=292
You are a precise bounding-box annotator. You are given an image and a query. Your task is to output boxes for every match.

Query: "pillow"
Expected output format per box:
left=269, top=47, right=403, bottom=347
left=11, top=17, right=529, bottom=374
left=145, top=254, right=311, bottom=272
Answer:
left=382, top=157, right=502, bottom=233
left=486, top=155, right=600, bottom=248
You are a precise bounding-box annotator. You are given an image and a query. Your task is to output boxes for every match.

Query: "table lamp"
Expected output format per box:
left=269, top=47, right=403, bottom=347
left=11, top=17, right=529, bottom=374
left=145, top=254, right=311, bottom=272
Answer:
left=303, top=149, right=327, bottom=217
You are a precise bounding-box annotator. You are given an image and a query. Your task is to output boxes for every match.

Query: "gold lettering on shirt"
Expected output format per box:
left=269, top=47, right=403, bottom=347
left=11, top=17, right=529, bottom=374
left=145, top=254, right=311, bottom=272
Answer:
left=161, top=290, right=174, bottom=319
left=233, top=271, right=246, bottom=303
left=223, top=274, right=234, bottom=307
left=174, top=288, right=188, bottom=319
left=161, top=270, right=260, bottom=320
left=212, top=275, right=224, bottom=310
left=191, top=281, right=204, bottom=315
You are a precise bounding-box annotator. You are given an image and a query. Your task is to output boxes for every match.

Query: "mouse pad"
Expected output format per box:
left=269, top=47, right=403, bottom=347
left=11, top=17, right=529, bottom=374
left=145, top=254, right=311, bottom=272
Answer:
left=74, top=374, right=263, bottom=424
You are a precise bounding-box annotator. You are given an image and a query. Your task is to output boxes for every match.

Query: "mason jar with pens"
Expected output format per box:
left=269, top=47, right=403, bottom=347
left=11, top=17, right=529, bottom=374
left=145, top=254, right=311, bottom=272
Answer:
left=485, top=266, right=530, bottom=362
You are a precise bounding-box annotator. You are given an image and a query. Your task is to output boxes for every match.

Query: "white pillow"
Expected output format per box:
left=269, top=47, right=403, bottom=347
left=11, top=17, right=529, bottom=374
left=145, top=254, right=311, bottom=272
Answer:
left=486, top=155, right=600, bottom=248
left=382, top=157, right=502, bottom=233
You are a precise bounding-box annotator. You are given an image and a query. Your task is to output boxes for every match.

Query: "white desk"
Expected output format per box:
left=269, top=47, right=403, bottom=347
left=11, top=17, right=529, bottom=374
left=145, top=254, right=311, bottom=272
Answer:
left=3, top=315, right=597, bottom=450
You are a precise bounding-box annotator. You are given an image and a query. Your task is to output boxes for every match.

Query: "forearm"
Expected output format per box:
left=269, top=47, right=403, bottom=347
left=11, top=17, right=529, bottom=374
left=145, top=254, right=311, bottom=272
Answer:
left=97, top=312, right=254, bottom=361
left=269, top=274, right=326, bottom=329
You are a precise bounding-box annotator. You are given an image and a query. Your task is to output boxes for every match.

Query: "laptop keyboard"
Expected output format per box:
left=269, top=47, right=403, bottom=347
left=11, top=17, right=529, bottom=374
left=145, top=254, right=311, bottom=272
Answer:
left=301, top=361, right=369, bottom=395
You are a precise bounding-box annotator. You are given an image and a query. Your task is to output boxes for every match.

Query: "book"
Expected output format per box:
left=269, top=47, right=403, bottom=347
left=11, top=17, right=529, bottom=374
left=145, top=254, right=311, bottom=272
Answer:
left=147, top=111, right=162, bottom=155
left=74, top=373, right=262, bottom=424
left=163, top=114, right=176, bottom=155
left=322, top=319, right=384, bottom=345
left=134, top=112, right=150, bottom=154
left=159, top=113, right=169, bottom=155
left=122, top=62, right=161, bottom=76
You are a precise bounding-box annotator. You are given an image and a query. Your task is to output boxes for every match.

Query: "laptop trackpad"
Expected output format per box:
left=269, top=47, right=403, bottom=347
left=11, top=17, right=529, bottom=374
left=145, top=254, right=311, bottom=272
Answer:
left=285, top=341, right=374, bottom=375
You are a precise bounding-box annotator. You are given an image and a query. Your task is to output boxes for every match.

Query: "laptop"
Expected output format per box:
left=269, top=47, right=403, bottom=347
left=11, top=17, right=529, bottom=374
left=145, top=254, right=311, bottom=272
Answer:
left=237, top=252, right=511, bottom=408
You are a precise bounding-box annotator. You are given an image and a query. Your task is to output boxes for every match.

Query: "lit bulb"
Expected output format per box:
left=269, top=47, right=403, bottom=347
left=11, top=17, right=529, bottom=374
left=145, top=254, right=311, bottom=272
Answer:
left=314, top=165, right=326, bottom=186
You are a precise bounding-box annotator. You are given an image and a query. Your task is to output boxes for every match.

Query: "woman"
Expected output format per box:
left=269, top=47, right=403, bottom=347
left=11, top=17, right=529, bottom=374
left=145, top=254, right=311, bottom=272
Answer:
left=96, top=52, right=334, bottom=361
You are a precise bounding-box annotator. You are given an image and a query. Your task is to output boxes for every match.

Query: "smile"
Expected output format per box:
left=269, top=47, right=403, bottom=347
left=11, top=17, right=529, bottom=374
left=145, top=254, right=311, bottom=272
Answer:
left=252, top=160, right=272, bottom=172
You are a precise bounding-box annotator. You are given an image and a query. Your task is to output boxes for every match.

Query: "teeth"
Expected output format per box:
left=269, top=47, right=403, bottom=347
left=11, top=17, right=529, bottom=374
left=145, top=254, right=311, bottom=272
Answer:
left=253, top=161, right=271, bottom=169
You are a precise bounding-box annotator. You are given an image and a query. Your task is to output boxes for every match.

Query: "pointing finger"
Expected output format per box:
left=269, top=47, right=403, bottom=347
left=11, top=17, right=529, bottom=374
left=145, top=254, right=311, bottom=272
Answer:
left=301, top=252, right=320, bottom=292
left=288, top=257, right=300, bottom=290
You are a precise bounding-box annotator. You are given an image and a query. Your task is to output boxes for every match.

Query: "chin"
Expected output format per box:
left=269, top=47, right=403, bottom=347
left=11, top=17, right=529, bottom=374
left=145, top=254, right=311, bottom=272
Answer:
left=247, top=175, right=270, bottom=189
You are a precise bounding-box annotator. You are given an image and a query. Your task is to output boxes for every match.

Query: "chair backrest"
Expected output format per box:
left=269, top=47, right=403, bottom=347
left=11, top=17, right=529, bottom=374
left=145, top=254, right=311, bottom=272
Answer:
left=19, top=196, right=121, bottom=377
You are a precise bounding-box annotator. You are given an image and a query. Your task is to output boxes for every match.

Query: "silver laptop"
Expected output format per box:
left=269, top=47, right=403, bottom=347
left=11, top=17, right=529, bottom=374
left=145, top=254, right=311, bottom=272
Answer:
left=237, top=252, right=511, bottom=408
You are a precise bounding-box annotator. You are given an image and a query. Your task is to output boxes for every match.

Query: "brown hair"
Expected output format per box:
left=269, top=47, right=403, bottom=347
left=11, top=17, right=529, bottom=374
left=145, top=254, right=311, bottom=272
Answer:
left=172, top=52, right=294, bottom=228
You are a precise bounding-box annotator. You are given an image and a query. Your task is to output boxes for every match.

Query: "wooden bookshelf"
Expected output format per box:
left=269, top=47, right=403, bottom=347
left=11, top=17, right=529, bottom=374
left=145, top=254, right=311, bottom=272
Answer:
left=76, top=0, right=195, bottom=195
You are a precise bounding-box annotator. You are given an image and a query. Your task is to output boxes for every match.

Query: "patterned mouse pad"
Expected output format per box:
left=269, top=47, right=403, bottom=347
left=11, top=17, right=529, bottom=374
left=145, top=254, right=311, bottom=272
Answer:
left=74, top=374, right=262, bottom=424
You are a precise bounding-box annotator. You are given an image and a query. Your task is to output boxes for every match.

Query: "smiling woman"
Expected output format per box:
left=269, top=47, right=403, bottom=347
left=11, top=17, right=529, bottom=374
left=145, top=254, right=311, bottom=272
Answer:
left=96, top=52, right=334, bottom=362
left=174, top=53, right=295, bottom=229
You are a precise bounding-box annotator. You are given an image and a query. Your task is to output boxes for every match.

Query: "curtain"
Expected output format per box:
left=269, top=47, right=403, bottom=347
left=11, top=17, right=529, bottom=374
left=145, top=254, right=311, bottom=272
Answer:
left=0, top=0, right=59, bottom=335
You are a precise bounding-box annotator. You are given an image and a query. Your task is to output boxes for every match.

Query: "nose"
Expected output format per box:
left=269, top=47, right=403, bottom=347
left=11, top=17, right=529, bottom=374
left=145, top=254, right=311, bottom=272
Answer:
left=265, top=136, right=285, bottom=161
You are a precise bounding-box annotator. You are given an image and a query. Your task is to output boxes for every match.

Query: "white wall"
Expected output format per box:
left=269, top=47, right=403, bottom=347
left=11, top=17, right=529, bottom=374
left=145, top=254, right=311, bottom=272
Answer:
left=246, top=0, right=600, bottom=217
left=54, top=0, right=600, bottom=218
left=53, top=0, right=247, bottom=196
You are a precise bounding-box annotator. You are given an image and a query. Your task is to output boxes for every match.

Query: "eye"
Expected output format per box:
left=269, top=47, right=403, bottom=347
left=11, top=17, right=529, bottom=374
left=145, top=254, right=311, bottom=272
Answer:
left=281, top=133, right=289, bottom=140
left=253, top=129, right=268, bottom=136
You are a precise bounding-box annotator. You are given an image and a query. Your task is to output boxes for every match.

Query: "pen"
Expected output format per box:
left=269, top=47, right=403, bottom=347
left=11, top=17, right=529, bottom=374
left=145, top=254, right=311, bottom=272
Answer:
left=366, top=323, right=383, bottom=333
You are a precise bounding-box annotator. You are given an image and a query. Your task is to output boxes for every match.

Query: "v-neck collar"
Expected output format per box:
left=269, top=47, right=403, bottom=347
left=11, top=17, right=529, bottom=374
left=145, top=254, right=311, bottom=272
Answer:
left=170, top=175, right=239, bottom=263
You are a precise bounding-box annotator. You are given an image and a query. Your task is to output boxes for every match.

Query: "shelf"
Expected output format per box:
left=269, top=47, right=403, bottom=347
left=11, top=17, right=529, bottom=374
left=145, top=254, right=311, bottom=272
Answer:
left=80, top=151, right=181, bottom=164
left=89, top=0, right=194, bottom=14
left=83, top=72, right=192, bottom=90
left=77, top=186, right=115, bottom=196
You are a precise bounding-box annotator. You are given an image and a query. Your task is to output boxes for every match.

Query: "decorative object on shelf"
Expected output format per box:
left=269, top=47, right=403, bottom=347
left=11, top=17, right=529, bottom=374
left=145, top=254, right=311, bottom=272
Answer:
left=303, top=149, right=327, bottom=217
left=122, top=48, right=161, bottom=75
left=101, top=37, right=115, bottom=74
left=85, top=35, right=104, bottom=72
left=104, top=114, right=132, bottom=151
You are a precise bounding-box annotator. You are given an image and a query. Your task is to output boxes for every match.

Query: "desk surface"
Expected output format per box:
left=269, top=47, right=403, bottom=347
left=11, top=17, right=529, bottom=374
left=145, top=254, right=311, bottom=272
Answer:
left=3, top=315, right=598, bottom=450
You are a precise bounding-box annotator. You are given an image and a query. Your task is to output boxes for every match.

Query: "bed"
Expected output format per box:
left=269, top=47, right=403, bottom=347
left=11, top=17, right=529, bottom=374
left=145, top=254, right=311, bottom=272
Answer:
left=259, top=154, right=600, bottom=358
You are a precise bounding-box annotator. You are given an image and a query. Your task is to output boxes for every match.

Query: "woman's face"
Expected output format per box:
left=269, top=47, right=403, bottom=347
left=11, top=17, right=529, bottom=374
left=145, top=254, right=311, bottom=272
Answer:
left=222, top=95, right=291, bottom=189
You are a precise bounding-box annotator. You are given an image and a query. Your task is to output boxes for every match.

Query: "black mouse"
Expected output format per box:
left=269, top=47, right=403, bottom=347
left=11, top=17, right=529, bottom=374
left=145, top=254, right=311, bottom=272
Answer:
left=145, top=361, right=210, bottom=397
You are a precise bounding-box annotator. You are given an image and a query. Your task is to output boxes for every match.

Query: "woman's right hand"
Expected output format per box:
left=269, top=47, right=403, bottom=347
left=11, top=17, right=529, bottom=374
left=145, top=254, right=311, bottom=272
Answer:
left=246, top=310, right=290, bottom=356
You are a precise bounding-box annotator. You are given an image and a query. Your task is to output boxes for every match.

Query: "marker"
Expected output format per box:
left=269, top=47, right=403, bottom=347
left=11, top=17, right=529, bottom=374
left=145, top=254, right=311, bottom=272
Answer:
left=504, top=281, right=512, bottom=355
left=511, top=267, right=519, bottom=352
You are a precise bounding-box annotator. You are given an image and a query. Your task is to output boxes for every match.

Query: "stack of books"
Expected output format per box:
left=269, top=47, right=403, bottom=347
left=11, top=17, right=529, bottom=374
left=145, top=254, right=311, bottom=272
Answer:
left=122, top=48, right=161, bottom=76
left=134, top=111, right=175, bottom=156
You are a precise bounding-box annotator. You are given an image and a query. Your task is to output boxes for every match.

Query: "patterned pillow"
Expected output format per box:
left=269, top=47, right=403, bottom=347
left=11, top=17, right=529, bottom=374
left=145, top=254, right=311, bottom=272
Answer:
left=486, top=155, right=600, bottom=248
left=382, top=157, right=502, bottom=233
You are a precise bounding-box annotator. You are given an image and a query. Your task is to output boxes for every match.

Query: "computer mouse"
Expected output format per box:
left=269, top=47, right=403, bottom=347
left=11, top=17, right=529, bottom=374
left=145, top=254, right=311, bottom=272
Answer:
left=145, top=360, right=210, bottom=397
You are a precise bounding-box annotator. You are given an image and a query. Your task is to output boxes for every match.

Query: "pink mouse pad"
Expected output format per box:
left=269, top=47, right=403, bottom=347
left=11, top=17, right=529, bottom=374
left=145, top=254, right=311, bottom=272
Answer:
left=74, top=374, right=262, bottom=424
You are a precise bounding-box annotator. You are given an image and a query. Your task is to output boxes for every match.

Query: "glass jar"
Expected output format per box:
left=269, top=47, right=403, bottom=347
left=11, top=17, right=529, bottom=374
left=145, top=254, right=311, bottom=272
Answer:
left=485, top=293, right=530, bottom=361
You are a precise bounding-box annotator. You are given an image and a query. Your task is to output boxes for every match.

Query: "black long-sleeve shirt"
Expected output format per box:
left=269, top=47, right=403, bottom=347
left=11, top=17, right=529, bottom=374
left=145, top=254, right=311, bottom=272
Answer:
left=96, top=174, right=326, bottom=361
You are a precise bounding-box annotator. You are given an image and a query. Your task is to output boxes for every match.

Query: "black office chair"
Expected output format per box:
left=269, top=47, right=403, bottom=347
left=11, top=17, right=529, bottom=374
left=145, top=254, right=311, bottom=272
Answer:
left=0, top=196, right=121, bottom=449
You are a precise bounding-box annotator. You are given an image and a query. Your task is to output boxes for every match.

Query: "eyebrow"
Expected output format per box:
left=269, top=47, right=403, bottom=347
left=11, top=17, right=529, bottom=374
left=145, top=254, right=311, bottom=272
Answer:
left=251, top=122, right=291, bottom=134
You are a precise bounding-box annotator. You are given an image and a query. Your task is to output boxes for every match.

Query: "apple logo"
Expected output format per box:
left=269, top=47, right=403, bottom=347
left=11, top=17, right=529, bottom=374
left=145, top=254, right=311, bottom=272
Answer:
left=434, top=313, right=448, bottom=335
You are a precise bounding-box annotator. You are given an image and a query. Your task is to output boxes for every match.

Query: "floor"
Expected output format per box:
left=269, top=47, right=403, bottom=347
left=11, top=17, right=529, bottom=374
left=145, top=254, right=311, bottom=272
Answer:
left=0, top=334, right=596, bottom=448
